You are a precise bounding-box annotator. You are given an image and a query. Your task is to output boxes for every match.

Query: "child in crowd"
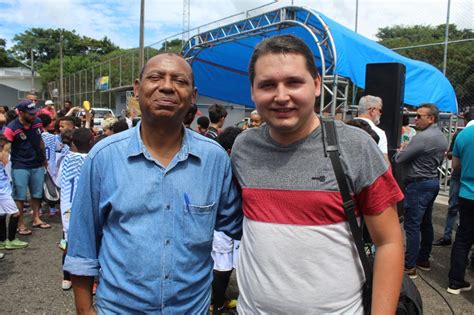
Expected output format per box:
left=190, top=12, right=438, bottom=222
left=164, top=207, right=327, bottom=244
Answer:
left=59, top=128, right=93, bottom=290
left=38, top=114, right=60, bottom=216
left=211, top=126, right=243, bottom=314
left=0, top=132, right=28, bottom=257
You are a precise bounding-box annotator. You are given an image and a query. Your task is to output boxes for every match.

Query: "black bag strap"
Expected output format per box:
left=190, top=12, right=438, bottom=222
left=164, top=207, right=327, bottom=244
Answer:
left=320, top=117, right=373, bottom=287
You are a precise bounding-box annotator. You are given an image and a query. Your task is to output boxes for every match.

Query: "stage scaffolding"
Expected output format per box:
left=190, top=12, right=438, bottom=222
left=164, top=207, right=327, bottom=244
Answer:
left=182, top=6, right=350, bottom=118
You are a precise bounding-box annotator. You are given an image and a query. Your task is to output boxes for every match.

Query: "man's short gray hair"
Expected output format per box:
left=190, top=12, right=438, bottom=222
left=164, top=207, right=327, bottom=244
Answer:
left=358, top=95, right=382, bottom=114
left=250, top=110, right=259, bottom=116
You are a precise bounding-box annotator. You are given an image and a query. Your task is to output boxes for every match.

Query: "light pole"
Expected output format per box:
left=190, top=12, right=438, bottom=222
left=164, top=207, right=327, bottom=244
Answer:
left=60, top=33, right=64, bottom=106
left=138, top=0, right=145, bottom=73
left=442, top=0, right=451, bottom=76
left=30, top=48, right=35, bottom=94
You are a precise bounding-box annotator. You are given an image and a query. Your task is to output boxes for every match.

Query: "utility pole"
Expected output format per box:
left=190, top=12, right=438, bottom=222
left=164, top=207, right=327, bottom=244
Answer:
left=60, top=33, right=64, bottom=106
left=138, top=0, right=145, bottom=72
left=30, top=48, right=35, bottom=94
left=182, top=0, right=190, bottom=45
left=442, top=0, right=451, bottom=76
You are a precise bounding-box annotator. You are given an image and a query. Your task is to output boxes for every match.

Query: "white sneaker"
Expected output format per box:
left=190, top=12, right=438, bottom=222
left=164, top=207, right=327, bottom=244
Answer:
left=62, top=280, right=72, bottom=290
left=0, top=252, right=4, bottom=259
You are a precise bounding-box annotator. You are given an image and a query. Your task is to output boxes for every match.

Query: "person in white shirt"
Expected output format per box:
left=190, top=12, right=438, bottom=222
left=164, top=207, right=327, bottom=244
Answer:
left=355, top=95, right=389, bottom=163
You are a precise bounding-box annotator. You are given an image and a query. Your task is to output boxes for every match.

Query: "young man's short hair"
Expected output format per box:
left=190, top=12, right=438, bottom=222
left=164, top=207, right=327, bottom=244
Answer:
left=248, top=34, right=320, bottom=84
left=208, top=104, right=227, bottom=124
left=197, top=116, right=210, bottom=129
left=59, top=116, right=78, bottom=128
left=61, top=129, right=74, bottom=146
left=216, top=126, right=243, bottom=152
left=38, top=113, right=52, bottom=128
left=72, top=128, right=93, bottom=152
left=112, top=119, right=129, bottom=134
left=419, top=103, right=440, bottom=123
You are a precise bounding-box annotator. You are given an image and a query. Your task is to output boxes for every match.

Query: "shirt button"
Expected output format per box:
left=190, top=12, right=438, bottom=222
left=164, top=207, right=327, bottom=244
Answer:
left=165, top=239, right=170, bottom=245
left=165, top=274, right=169, bottom=279
left=165, top=204, right=170, bottom=210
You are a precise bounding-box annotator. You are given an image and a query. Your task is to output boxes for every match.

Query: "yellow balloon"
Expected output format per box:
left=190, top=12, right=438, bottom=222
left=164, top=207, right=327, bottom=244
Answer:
left=83, top=100, right=91, bottom=111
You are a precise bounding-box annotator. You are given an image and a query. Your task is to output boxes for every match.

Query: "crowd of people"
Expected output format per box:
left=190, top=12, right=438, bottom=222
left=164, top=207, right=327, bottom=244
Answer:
left=0, top=34, right=473, bottom=314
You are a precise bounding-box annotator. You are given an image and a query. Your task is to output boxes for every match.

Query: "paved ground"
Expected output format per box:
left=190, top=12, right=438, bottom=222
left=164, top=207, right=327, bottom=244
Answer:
left=0, top=197, right=473, bottom=314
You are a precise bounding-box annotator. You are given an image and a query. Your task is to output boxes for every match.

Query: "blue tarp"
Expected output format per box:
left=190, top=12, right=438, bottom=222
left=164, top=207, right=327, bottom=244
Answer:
left=189, top=8, right=458, bottom=113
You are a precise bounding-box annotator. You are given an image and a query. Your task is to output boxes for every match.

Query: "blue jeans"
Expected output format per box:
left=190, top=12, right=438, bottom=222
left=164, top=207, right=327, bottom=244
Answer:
left=404, top=178, right=439, bottom=268
left=443, top=174, right=460, bottom=240
left=448, top=197, right=474, bottom=285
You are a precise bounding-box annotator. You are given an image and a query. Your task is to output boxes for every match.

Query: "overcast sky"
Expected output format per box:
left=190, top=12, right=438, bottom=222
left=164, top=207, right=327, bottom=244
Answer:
left=0, top=0, right=471, bottom=50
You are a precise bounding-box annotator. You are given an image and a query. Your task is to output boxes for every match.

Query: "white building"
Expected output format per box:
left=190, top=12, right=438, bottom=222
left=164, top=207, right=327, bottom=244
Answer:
left=0, top=66, right=42, bottom=108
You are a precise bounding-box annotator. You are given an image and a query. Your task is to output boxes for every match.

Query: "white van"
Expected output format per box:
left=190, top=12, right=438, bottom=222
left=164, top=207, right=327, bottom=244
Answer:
left=92, top=108, right=115, bottom=128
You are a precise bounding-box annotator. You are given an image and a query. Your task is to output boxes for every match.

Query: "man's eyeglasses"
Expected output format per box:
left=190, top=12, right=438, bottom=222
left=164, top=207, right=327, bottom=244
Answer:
left=415, top=114, right=431, bottom=119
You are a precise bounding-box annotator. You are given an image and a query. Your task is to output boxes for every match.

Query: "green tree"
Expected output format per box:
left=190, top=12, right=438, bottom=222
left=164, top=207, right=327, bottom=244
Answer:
left=0, top=38, right=17, bottom=67
left=9, top=28, right=119, bottom=67
left=158, top=39, right=184, bottom=54
left=377, top=24, right=474, bottom=111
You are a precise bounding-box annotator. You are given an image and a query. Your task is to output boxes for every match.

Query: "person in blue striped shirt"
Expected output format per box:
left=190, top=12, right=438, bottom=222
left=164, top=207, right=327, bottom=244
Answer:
left=60, top=127, right=93, bottom=291
left=38, top=114, right=60, bottom=216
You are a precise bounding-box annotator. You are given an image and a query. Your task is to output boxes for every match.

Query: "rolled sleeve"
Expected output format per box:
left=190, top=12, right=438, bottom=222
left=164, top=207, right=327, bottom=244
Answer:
left=64, top=255, right=100, bottom=276
left=64, top=155, right=103, bottom=276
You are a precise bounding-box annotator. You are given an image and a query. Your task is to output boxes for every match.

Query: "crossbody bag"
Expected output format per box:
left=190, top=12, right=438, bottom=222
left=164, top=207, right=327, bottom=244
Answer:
left=320, top=117, right=423, bottom=315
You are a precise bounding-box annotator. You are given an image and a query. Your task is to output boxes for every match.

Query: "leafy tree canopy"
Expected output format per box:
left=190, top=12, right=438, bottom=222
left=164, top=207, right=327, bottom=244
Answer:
left=9, top=28, right=119, bottom=66
left=0, top=38, right=17, bottom=67
left=377, top=24, right=474, bottom=111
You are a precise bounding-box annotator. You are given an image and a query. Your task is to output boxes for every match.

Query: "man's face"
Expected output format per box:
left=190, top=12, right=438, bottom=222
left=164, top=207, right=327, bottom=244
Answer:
left=59, top=121, right=74, bottom=134
left=251, top=53, right=321, bottom=142
left=64, top=102, right=72, bottom=109
left=369, top=104, right=383, bottom=125
left=26, top=94, right=38, bottom=104
left=249, top=113, right=262, bottom=128
left=134, top=54, right=196, bottom=125
left=415, top=107, right=434, bottom=130
left=19, top=111, right=36, bottom=124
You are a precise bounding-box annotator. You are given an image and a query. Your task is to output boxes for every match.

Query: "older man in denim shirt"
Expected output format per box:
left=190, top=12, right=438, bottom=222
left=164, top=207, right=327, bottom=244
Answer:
left=64, top=53, right=242, bottom=314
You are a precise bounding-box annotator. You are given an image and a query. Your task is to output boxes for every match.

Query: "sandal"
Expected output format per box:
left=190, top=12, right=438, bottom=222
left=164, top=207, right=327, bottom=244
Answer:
left=18, top=228, right=33, bottom=235
left=32, top=222, right=51, bottom=229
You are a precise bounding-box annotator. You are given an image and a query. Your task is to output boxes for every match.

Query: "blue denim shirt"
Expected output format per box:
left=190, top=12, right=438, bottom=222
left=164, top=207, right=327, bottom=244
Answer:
left=64, top=124, right=242, bottom=314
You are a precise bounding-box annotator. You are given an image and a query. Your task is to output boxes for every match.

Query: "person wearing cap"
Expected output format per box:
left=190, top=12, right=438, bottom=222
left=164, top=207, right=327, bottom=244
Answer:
left=2, top=99, right=51, bottom=235
left=38, top=100, right=57, bottom=133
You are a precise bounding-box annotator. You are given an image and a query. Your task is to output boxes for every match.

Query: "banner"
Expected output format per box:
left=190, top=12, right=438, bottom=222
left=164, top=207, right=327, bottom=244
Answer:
left=95, top=76, right=109, bottom=90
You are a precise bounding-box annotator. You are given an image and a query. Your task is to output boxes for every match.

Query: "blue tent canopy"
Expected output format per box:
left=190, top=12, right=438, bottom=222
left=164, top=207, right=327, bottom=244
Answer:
left=187, top=7, right=458, bottom=113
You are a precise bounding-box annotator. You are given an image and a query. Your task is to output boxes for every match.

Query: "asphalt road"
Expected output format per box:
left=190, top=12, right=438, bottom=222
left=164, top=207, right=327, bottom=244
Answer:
left=0, top=197, right=472, bottom=314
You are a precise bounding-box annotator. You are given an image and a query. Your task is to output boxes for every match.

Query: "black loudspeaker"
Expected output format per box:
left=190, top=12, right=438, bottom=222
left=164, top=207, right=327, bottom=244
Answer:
left=365, top=63, right=406, bottom=219
left=364, top=63, right=406, bottom=156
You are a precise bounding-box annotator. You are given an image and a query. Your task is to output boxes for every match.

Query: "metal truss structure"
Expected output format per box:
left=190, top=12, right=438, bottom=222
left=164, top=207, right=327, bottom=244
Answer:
left=182, top=6, right=349, bottom=117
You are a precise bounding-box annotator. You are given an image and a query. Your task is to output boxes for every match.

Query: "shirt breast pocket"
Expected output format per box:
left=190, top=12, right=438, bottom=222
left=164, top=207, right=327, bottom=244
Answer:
left=184, top=202, right=216, bottom=247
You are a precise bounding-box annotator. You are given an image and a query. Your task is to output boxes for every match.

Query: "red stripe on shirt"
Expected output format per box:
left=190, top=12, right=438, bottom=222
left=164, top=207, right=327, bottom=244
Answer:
left=355, top=169, right=404, bottom=215
left=242, top=170, right=403, bottom=226
left=242, top=188, right=349, bottom=225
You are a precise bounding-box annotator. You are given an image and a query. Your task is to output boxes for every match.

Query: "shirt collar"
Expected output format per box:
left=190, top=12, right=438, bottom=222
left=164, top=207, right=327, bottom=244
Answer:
left=127, top=121, right=202, bottom=161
